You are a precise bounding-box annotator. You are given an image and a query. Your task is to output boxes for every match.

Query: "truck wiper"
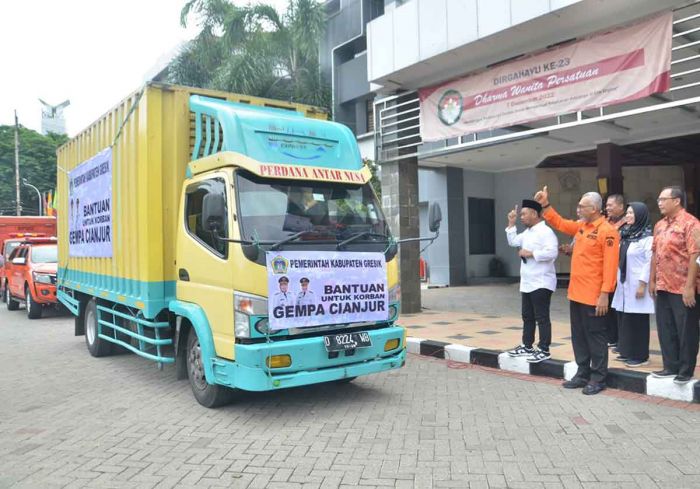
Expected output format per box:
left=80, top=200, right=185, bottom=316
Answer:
left=270, top=230, right=318, bottom=250
left=337, top=231, right=389, bottom=249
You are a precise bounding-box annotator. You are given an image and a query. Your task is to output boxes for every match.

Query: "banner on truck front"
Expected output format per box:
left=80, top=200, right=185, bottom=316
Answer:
left=419, top=12, right=672, bottom=141
left=68, top=147, right=113, bottom=257
left=266, top=251, right=388, bottom=331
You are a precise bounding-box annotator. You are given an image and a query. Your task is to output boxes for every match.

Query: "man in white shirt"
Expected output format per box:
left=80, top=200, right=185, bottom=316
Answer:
left=505, top=199, right=559, bottom=363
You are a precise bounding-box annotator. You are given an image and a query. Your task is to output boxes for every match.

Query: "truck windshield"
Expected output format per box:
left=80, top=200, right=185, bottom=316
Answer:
left=236, top=170, right=390, bottom=244
left=31, top=245, right=58, bottom=264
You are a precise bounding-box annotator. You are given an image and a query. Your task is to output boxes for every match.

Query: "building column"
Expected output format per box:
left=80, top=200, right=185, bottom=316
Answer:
left=596, top=143, right=623, bottom=197
left=446, top=167, right=466, bottom=285
left=380, top=93, right=421, bottom=314
left=382, top=158, right=420, bottom=313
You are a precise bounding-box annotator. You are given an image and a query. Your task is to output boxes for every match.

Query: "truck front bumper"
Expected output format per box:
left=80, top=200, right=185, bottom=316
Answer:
left=32, top=283, right=57, bottom=304
left=211, top=326, right=406, bottom=391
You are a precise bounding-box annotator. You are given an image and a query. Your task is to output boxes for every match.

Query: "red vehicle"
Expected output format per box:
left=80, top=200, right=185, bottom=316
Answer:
left=0, top=216, right=56, bottom=300
left=5, top=238, right=58, bottom=319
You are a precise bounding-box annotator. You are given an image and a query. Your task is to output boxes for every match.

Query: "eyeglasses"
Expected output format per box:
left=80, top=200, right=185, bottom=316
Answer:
left=657, top=197, right=679, bottom=203
left=576, top=204, right=594, bottom=209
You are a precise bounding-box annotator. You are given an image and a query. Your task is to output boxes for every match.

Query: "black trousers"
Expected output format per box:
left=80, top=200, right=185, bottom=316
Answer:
left=570, top=301, right=609, bottom=384
left=617, top=312, right=650, bottom=362
left=655, top=291, right=700, bottom=378
left=521, top=288, right=553, bottom=351
left=605, top=293, right=618, bottom=345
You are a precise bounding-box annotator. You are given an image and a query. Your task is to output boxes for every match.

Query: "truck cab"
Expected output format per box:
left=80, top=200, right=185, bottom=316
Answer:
left=168, top=96, right=413, bottom=406
left=1, top=232, right=51, bottom=302
left=5, top=237, right=58, bottom=318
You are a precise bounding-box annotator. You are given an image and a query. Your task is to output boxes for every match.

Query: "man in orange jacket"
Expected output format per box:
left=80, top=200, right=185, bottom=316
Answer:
left=534, top=186, right=620, bottom=395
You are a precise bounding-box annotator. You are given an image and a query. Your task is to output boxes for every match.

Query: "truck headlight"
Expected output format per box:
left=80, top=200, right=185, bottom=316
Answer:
left=33, top=273, right=54, bottom=284
left=234, top=292, right=268, bottom=338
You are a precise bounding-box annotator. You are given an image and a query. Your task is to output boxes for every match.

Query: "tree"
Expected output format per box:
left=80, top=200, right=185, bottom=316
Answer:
left=0, top=126, right=67, bottom=215
left=363, top=158, right=381, bottom=199
left=169, top=0, right=330, bottom=110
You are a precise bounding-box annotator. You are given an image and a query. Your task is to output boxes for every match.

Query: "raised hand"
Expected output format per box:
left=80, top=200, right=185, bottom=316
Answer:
left=533, top=185, right=549, bottom=207
left=507, top=204, right=518, bottom=227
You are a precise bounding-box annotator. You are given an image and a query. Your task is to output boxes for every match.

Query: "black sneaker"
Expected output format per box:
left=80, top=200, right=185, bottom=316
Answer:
left=582, top=383, right=606, bottom=395
left=614, top=355, right=629, bottom=362
left=526, top=349, right=551, bottom=363
left=607, top=342, right=617, bottom=348
left=625, top=359, right=649, bottom=368
left=507, top=344, right=534, bottom=357
left=562, top=378, right=588, bottom=389
left=611, top=347, right=620, bottom=354
left=651, top=369, right=677, bottom=379
left=673, top=375, right=693, bottom=385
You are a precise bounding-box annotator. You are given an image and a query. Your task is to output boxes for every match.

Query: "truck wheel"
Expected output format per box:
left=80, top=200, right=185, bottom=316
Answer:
left=25, top=286, right=42, bottom=319
left=6, top=286, right=19, bottom=311
left=186, top=328, right=234, bottom=408
left=84, top=299, right=112, bottom=357
left=0, top=282, right=5, bottom=303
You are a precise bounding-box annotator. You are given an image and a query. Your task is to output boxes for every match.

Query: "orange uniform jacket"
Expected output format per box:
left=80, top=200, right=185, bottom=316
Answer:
left=544, top=207, right=620, bottom=306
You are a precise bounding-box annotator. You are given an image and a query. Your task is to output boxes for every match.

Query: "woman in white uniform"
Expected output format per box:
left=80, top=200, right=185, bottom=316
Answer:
left=612, top=202, right=655, bottom=367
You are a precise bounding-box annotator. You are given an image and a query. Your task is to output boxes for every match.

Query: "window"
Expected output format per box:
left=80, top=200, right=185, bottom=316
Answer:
left=325, top=0, right=340, bottom=17
left=8, top=247, right=21, bottom=261
left=3, top=241, right=21, bottom=260
left=366, top=98, right=375, bottom=133
left=468, top=197, right=495, bottom=255
left=185, top=178, right=229, bottom=257
left=30, top=245, right=58, bottom=264
left=369, top=0, right=384, bottom=20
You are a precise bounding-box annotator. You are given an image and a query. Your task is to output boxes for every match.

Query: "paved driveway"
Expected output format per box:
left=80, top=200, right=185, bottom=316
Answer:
left=1, top=306, right=699, bottom=488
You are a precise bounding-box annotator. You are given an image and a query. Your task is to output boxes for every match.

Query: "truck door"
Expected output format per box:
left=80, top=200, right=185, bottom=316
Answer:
left=177, top=173, right=236, bottom=360
left=9, top=246, right=27, bottom=296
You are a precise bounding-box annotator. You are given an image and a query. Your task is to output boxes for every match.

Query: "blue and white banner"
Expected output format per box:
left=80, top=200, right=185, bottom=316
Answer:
left=266, top=251, right=388, bottom=331
left=68, top=147, right=113, bottom=257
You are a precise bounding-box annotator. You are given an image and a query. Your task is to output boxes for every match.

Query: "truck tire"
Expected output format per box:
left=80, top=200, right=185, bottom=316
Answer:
left=0, top=282, right=5, bottom=303
left=186, top=328, right=234, bottom=408
left=84, top=299, right=112, bottom=357
left=6, top=286, right=19, bottom=311
left=25, top=285, right=42, bottom=319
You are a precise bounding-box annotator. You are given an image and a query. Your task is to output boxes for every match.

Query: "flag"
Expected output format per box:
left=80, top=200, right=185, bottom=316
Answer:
left=46, top=190, right=55, bottom=217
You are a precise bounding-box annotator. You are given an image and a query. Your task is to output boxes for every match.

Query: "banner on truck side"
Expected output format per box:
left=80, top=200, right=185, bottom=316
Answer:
left=266, top=251, right=388, bottom=331
left=68, top=147, right=113, bottom=257
left=419, top=12, right=672, bottom=141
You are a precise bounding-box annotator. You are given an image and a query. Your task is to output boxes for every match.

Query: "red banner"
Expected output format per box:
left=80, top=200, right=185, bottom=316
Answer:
left=419, top=12, right=672, bottom=142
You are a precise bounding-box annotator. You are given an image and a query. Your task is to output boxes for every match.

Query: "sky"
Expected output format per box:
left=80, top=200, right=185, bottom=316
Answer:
left=0, top=0, right=289, bottom=136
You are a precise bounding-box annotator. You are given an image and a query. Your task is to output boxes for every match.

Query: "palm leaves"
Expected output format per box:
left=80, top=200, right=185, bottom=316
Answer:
left=170, top=0, right=330, bottom=110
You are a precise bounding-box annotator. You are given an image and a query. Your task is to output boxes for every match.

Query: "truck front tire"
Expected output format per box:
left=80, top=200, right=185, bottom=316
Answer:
left=6, top=286, right=19, bottom=311
left=84, top=299, right=112, bottom=357
left=186, top=328, right=234, bottom=408
left=26, top=286, right=42, bottom=319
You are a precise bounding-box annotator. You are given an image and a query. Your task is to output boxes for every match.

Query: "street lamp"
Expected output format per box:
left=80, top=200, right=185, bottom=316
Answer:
left=22, top=178, right=42, bottom=216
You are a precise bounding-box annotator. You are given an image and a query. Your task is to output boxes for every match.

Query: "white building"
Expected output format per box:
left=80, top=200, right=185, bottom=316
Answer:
left=364, top=0, right=700, bottom=311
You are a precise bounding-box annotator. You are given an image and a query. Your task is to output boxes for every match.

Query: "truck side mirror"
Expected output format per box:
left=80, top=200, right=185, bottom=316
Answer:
left=202, top=193, right=225, bottom=233
left=428, top=202, right=442, bottom=233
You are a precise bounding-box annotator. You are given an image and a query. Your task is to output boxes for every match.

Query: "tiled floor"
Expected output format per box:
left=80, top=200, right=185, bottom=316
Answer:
left=411, top=284, right=700, bottom=376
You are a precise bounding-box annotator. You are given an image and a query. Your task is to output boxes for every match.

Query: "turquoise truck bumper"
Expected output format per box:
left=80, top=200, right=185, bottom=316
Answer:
left=210, top=326, right=406, bottom=391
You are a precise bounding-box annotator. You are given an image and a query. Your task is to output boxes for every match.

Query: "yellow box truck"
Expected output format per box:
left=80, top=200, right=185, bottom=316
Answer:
left=56, top=83, right=440, bottom=407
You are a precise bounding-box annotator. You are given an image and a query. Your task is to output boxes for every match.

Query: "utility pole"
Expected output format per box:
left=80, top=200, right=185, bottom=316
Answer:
left=14, top=110, right=21, bottom=216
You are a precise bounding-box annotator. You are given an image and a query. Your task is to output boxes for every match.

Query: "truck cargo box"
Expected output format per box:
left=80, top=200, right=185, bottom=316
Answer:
left=56, top=83, right=326, bottom=318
